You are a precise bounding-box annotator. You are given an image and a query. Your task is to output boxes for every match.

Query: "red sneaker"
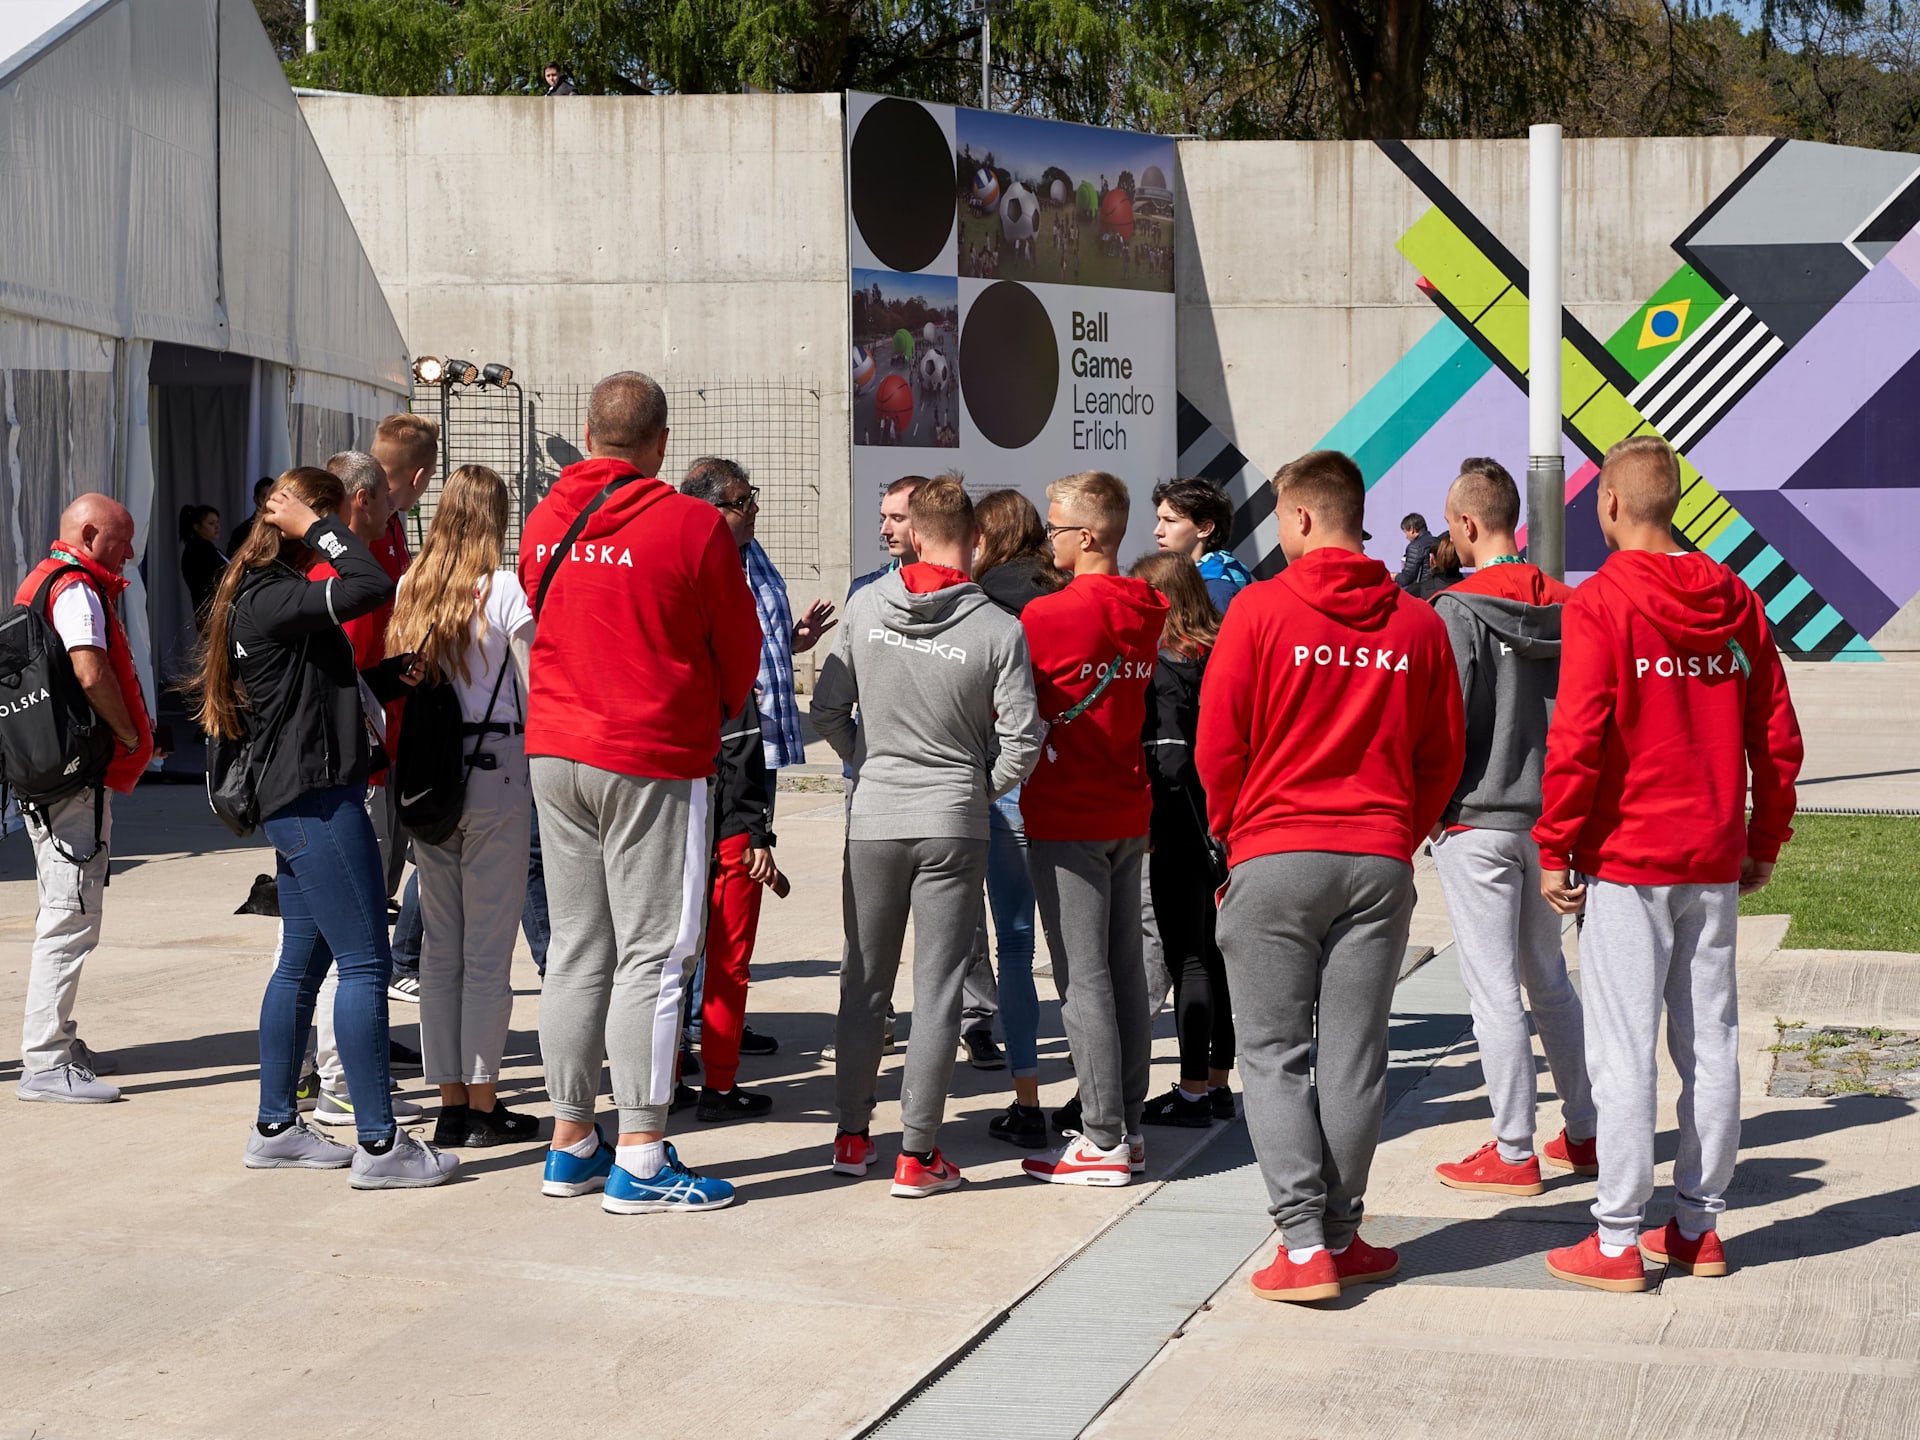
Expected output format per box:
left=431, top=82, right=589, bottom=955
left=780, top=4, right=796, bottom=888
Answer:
left=1640, top=1221, right=1728, bottom=1277
left=832, top=1130, right=878, bottom=1177
left=1250, top=1244, right=1342, bottom=1303
left=1435, top=1141, right=1545, bottom=1196
left=1332, top=1234, right=1400, bottom=1287
left=1545, top=1232, right=1649, bottom=1292
left=891, top=1149, right=963, bottom=1198
left=1542, top=1129, right=1599, bottom=1176
left=1022, top=1132, right=1131, bottom=1186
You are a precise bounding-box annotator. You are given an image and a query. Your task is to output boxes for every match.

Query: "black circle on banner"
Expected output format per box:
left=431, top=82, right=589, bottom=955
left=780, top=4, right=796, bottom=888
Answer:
left=848, top=99, right=953, bottom=273
left=960, top=282, right=1058, bottom=450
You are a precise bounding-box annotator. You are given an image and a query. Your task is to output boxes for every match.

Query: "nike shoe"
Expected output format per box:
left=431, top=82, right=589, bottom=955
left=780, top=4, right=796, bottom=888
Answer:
left=833, top=1129, right=878, bottom=1177
left=602, top=1144, right=735, bottom=1214
left=313, top=1087, right=425, bottom=1127
left=1022, top=1132, right=1131, bottom=1186
left=1126, top=1133, right=1146, bottom=1175
left=542, top=1126, right=614, bottom=1198
left=293, top=1067, right=321, bottom=1112
left=891, top=1149, right=963, bottom=1198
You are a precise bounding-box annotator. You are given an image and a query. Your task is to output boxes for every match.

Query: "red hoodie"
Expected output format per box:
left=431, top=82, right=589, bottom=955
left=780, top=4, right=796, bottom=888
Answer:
left=518, top=457, right=761, bottom=781
left=1019, top=572, right=1168, bottom=842
left=1534, top=550, right=1802, bottom=885
left=1448, top=560, right=1574, bottom=606
left=17, top=549, right=154, bottom=793
left=1196, top=548, right=1464, bottom=867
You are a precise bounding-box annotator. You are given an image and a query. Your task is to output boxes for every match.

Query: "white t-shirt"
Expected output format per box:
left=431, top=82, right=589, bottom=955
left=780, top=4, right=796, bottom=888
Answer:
left=51, top=581, right=108, bottom=650
left=397, top=568, right=535, bottom=727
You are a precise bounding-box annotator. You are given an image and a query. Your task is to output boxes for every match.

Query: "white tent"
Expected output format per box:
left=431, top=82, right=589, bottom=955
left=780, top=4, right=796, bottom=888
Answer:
left=0, top=0, right=408, bottom=724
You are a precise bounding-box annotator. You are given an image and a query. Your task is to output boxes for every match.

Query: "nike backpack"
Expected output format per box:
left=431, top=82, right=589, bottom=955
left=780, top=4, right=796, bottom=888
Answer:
left=391, top=677, right=469, bottom=846
left=0, top=565, right=115, bottom=808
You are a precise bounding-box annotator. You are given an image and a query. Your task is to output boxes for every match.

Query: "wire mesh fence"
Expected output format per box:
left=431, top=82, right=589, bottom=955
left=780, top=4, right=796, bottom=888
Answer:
left=405, top=379, right=528, bottom=559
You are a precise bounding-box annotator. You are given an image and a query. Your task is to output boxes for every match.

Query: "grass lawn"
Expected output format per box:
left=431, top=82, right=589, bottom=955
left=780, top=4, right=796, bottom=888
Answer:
left=1742, top=814, right=1920, bottom=951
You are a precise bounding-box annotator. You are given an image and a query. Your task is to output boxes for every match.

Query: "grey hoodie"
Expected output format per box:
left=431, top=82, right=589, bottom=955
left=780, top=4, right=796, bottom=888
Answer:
left=1433, top=584, right=1564, bottom=831
left=811, top=568, right=1042, bottom=841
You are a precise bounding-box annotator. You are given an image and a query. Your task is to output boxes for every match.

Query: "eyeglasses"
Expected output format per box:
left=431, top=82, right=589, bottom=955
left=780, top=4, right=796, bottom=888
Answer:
left=1045, top=523, right=1090, bottom=539
left=716, top=486, right=761, bottom=513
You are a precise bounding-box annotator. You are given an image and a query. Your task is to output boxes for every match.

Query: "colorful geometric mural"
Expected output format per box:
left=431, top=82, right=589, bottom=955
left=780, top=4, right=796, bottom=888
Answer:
left=1198, top=137, right=1920, bottom=660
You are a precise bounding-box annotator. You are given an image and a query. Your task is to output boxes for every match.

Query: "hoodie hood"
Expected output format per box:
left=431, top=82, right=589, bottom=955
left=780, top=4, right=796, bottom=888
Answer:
left=873, top=567, right=993, bottom=636
left=543, top=457, right=677, bottom=542
left=1595, top=550, right=1753, bottom=654
left=1279, top=547, right=1401, bottom=632
left=1071, top=572, right=1169, bottom=656
left=1437, top=589, right=1563, bottom=659
left=978, top=553, right=1063, bottom=616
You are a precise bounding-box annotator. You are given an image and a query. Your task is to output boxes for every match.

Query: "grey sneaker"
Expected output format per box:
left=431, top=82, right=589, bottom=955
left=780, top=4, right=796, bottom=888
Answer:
left=314, top=1086, right=424, bottom=1127
left=244, top=1120, right=354, bottom=1169
left=349, top=1128, right=460, bottom=1189
left=69, top=1039, right=119, bottom=1075
left=17, top=1063, right=120, bottom=1104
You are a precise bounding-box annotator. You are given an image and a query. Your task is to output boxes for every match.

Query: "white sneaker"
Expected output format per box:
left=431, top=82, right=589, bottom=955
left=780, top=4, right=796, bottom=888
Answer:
left=387, top=973, right=422, bottom=1004
left=1126, top=1132, right=1146, bottom=1175
left=1022, top=1131, right=1132, bottom=1187
left=16, top=1062, right=120, bottom=1104
left=349, top=1128, right=459, bottom=1189
left=313, top=1087, right=425, bottom=1127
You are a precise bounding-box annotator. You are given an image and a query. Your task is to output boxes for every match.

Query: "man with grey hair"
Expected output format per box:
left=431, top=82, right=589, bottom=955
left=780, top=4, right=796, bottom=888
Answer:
left=518, top=371, right=762, bottom=1213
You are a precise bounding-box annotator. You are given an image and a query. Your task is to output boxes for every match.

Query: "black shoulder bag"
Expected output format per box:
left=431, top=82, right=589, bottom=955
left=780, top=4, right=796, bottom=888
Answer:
left=207, top=635, right=309, bottom=838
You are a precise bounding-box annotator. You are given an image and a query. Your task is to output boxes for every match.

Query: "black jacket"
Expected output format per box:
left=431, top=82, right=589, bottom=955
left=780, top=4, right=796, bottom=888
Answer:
left=1396, top=531, right=1438, bottom=589
left=1141, top=645, right=1210, bottom=846
left=978, top=553, right=1063, bottom=617
left=227, top=516, right=396, bottom=821
left=713, top=691, right=773, bottom=847
left=181, top=536, right=226, bottom=622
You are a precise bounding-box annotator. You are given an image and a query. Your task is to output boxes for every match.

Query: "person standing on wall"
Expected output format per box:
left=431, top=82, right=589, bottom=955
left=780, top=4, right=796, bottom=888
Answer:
left=13, top=496, right=154, bottom=1105
left=1197, top=450, right=1463, bottom=1303
left=387, top=464, right=540, bottom=1150
left=1019, top=471, right=1167, bottom=1188
left=195, top=468, right=456, bottom=1188
left=812, top=476, right=1041, bottom=1196
left=969, top=489, right=1065, bottom=1149
left=1535, top=437, right=1802, bottom=1292
left=522, top=371, right=761, bottom=1216
left=1426, top=458, right=1596, bottom=1200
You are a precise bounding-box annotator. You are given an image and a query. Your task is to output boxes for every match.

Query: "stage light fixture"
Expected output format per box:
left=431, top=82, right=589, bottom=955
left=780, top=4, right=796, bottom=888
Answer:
left=482, top=362, right=514, bottom=387
left=412, top=356, right=445, bottom=384
left=443, top=358, right=479, bottom=385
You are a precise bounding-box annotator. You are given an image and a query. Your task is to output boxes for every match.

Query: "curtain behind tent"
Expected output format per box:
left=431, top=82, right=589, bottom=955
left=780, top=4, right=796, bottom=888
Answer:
left=291, top=371, right=393, bottom=465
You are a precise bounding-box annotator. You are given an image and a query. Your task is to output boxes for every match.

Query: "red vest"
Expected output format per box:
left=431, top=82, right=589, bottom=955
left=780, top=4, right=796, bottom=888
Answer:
left=16, top=548, right=156, bottom=793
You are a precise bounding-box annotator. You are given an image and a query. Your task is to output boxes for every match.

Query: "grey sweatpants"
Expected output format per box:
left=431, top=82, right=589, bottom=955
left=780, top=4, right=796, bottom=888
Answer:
left=1217, top=851, right=1414, bottom=1250
left=415, top=739, right=532, bottom=1085
left=1582, top=877, right=1741, bottom=1248
left=836, top=837, right=988, bottom=1152
left=1432, top=827, right=1595, bottom=1161
left=1029, top=837, right=1150, bottom=1151
left=533, top=757, right=709, bottom=1136
left=21, top=787, right=111, bottom=1074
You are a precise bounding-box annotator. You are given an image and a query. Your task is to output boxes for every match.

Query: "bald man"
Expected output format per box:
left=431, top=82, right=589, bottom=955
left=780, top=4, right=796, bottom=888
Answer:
left=14, top=494, right=155, bottom=1104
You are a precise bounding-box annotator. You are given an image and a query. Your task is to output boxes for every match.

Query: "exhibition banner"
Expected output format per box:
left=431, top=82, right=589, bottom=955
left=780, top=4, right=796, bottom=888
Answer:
left=844, top=93, right=1177, bottom=573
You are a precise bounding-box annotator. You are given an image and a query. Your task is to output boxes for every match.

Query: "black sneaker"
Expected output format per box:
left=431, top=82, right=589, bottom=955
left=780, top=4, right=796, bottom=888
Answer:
left=987, top=1100, right=1047, bottom=1149
left=669, top=1082, right=699, bottom=1115
left=389, top=1038, right=423, bottom=1070
left=697, top=1086, right=773, bottom=1122
left=464, top=1102, right=540, bottom=1147
left=1140, top=1085, right=1213, bottom=1129
left=962, top=1029, right=1006, bottom=1071
left=739, top=1027, right=780, bottom=1056
left=1051, top=1091, right=1082, bottom=1135
left=432, top=1103, right=470, bottom=1148
left=1210, top=1086, right=1236, bottom=1120
left=680, top=1045, right=702, bottom=1078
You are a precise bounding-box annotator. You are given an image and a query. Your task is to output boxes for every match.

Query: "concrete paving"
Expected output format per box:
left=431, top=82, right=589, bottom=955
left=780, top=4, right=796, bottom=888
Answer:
left=1085, top=916, right=1920, bottom=1440
left=1780, top=655, right=1920, bottom=811
left=0, top=784, right=1224, bottom=1440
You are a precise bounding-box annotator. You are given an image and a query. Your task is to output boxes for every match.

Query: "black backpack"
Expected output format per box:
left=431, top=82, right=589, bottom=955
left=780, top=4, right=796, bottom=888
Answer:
left=0, top=565, right=116, bottom=811
left=392, top=657, right=510, bottom=846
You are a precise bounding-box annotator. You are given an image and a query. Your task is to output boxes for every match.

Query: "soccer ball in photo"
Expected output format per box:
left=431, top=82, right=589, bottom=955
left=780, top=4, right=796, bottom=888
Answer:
left=1002, top=184, right=1040, bottom=245
left=973, top=166, right=1002, bottom=213
left=917, top=348, right=950, bottom=391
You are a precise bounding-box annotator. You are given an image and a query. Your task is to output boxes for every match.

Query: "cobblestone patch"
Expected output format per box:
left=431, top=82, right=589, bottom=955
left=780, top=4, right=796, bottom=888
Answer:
left=1767, top=1022, right=1920, bottom=1098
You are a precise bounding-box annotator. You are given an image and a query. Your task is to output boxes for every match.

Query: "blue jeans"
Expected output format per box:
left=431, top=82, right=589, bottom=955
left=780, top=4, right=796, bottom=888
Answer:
left=392, top=870, right=422, bottom=972
left=259, top=785, right=395, bottom=1142
left=524, top=799, right=550, bottom=976
left=988, top=786, right=1040, bottom=1077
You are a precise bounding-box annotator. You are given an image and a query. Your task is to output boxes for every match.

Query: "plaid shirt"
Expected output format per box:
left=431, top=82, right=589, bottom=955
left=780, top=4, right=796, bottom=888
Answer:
left=743, top=540, right=804, bottom=770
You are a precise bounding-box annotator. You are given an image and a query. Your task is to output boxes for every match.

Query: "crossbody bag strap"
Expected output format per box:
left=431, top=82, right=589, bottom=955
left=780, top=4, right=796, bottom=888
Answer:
left=533, top=475, right=638, bottom=617
left=1052, top=653, right=1126, bottom=727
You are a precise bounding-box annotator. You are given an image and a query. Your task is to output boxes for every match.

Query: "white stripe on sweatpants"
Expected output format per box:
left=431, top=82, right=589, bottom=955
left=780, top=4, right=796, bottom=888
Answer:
left=650, top=781, right=710, bottom=1108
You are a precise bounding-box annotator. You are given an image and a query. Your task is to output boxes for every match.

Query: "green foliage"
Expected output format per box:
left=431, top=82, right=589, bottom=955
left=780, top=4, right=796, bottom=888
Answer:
left=1741, top=815, right=1920, bottom=953
left=268, top=0, right=1920, bottom=151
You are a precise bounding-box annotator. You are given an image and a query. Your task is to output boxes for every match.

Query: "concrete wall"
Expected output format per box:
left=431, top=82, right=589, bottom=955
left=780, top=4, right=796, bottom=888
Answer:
left=299, top=93, right=853, bottom=611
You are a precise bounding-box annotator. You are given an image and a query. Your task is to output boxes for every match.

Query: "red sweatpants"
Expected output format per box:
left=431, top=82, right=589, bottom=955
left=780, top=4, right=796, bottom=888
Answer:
left=700, top=830, right=766, bottom=1093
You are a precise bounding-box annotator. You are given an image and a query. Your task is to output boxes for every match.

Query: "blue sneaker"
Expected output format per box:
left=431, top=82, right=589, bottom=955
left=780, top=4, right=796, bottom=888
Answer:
left=541, top=1125, right=614, bottom=1198
left=601, top=1143, right=735, bottom=1214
